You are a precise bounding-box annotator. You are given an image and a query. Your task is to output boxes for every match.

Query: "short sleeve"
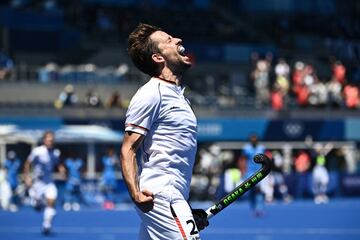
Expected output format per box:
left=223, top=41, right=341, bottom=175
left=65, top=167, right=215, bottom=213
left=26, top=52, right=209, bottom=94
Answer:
left=28, top=148, right=37, bottom=163
left=125, top=85, right=161, bottom=135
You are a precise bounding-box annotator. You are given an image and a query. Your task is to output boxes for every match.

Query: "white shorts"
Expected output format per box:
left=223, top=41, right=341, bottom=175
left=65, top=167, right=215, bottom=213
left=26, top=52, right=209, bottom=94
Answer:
left=29, top=181, right=58, bottom=200
left=137, top=185, right=201, bottom=240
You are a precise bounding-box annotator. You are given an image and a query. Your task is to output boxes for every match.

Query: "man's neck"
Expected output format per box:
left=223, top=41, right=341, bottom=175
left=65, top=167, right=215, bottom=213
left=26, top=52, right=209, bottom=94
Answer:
left=158, top=69, right=182, bottom=86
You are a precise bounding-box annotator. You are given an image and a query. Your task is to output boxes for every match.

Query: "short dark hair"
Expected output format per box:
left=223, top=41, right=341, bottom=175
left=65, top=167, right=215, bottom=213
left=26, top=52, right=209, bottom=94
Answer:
left=128, top=23, right=161, bottom=77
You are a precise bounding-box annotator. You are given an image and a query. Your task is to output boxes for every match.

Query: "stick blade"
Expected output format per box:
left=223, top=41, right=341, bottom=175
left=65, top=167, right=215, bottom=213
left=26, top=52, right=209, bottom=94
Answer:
left=254, top=153, right=270, bottom=164
left=253, top=153, right=272, bottom=174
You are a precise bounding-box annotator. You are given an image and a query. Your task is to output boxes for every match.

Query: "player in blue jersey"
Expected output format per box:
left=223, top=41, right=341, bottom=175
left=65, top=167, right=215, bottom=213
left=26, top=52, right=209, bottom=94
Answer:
left=100, top=147, right=119, bottom=210
left=242, top=134, right=266, bottom=217
left=24, top=131, right=62, bottom=235
left=4, top=151, right=21, bottom=211
left=63, top=152, right=83, bottom=211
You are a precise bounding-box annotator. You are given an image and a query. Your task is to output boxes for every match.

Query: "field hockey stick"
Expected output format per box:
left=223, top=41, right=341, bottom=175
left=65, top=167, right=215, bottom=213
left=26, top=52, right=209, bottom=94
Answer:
left=205, top=153, right=271, bottom=219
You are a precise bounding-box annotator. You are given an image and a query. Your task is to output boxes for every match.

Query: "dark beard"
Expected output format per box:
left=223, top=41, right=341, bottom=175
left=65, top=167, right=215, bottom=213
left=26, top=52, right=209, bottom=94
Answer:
left=169, top=61, right=191, bottom=76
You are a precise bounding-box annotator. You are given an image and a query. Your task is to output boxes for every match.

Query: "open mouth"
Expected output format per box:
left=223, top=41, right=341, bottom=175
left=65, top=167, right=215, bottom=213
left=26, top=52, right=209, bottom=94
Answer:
left=178, top=45, right=186, bottom=56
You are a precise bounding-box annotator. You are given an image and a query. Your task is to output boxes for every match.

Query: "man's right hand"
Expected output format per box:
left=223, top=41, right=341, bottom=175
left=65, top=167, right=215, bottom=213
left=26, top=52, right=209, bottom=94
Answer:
left=133, top=189, right=154, bottom=213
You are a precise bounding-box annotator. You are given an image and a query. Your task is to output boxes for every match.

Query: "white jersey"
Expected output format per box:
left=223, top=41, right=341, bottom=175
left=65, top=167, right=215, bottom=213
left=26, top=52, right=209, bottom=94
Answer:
left=125, top=77, right=197, bottom=199
left=28, top=145, right=60, bottom=184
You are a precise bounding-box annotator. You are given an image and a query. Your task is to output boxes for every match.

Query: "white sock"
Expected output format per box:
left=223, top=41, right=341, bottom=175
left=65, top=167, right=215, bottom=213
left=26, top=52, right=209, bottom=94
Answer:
left=43, top=207, right=56, bottom=229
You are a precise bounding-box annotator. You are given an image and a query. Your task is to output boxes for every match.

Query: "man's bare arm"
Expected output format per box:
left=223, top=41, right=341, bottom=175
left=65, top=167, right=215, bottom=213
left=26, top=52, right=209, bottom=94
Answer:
left=23, top=158, right=32, bottom=186
left=120, top=131, right=154, bottom=212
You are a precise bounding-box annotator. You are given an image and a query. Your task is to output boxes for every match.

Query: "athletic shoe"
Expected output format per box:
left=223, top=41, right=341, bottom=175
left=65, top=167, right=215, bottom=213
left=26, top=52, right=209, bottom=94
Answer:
left=72, top=202, right=80, bottom=211
left=63, top=202, right=71, bottom=211
left=9, top=204, right=18, bottom=212
left=42, top=227, right=51, bottom=236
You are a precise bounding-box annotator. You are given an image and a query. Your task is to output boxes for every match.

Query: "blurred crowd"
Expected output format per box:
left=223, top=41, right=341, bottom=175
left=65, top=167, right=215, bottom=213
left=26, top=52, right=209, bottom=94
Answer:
left=191, top=135, right=358, bottom=210
left=54, top=84, right=128, bottom=109
left=2, top=56, right=359, bottom=112
left=250, top=54, right=360, bottom=110
left=0, top=147, right=123, bottom=212
left=0, top=0, right=359, bottom=112
left=37, top=63, right=130, bottom=83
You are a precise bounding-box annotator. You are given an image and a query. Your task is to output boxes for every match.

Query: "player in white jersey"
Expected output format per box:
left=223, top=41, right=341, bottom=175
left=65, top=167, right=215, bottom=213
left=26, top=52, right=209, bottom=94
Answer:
left=121, top=23, right=209, bottom=240
left=24, top=131, right=63, bottom=235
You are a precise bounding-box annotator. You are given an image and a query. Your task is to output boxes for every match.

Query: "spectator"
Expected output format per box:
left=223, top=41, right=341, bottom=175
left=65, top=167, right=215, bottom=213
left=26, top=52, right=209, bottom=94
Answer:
left=275, top=58, right=290, bottom=79
left=292, top=61, right=305, bottom=88
left=292, top=62, right=310, bottom=107
left=264, top=150, right=292, bottom=203
left=274, top=58, right=290, bottom=101
left=38, top=62, right=59, bottom=83
left=294, top=150, right=311, bottom=199
left=271, top=85, right=284, bottom=111
left=303, top=64, right=316, bottom=86
left=274, top=74, right=290, bottom=97
left=343, top=83, right=360, bottom=109
left=4, top=151, right=21, bottom=212
left=308, top=78, right=328, bottom=108
left=251, top=58, right=271, bottom=109
left=105, top=91, right=123, bottom=108
left=327, top=76, right=343, bottom=108
left=197, top=144, right=223, bottom=199
left=84, top=89, right=101, bottom=107
left=295, top=83, right=310, bottom=108
left=332, top=61, right=346, bottom=85
left=54, top=84, right=78, bottom=108
left=341, top=145, right=357, bottom=173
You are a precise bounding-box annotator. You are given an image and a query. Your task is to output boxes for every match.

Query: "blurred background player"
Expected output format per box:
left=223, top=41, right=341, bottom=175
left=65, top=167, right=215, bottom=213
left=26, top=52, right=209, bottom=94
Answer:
left=242, top=134, right=266, bottom=217
left=100, top=147, right=119, bottom=210
left=23, top=131, right=62, bottom=235
left=63, top=152, right=83, bottom=211
left=4, top=151, right=21, bottom=211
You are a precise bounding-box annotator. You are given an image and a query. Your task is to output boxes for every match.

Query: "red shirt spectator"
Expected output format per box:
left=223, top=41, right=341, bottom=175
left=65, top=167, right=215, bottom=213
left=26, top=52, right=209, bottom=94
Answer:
left=292, top=69, right=303, bottom=87
left=343, top=84, right=360, bottom=109
left=292, top=61, right=305, bottom=90
left=294, top=151, right=311, bottom=173
left=332, top=61, right=346, bottom=85
left=296, top=85, right=309, bottom=107
left=271, top=89, right=283, bottom=111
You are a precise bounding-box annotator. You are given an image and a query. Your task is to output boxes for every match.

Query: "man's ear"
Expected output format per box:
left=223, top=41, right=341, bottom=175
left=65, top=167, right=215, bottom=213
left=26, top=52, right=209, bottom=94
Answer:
left=152, top=53, right=164, bottom=63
